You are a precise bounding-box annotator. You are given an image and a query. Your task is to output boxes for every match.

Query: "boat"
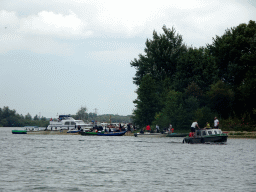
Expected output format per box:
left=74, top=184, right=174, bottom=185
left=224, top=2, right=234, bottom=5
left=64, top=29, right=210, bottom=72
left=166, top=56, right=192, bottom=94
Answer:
left=24, top=126, right=45, bottom=131
left=67, top=130, right=81, bottom=133
left=134, top=132, right=167, bottom=137
left=12, top=130, right=27, bottom=134
left=183, top=128, right=228, bottom=144
left=47, top=115, right=93, bottom=131
left=166, top=133, right=189, bottom=137
left=80, top=131, right=126, bottom=136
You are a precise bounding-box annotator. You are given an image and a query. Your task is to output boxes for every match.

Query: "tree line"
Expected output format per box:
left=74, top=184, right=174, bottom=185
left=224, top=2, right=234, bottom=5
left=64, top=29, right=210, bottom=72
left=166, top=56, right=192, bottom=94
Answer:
left=0, top=106, right=132, bottom=127
left=0, top=106, right=49, bottom=127
left=131, top=20, right=256, bottom=132
left=71, top=107, right=132, bottom=123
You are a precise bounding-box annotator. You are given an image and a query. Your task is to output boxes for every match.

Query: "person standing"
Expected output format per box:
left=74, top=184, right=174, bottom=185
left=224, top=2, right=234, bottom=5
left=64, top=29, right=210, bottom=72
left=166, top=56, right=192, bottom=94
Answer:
left=127, top=123, right=131, bottom=132
left=156, top=124, right=160, bottom=133
left=169, top=124, right=172, bottom=132
left=214, top=117, right=219, bottom=128
left=119, top=123, right=122, bottom=132
left=146, top=125, right=151, bottom=132
left=191, top=121, right=200, bottom=136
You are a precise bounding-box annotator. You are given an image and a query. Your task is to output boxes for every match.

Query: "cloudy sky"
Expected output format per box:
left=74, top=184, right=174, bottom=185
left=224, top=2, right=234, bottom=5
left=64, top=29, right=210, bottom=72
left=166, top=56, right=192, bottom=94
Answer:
left=1, top=0, right=255, bottom=118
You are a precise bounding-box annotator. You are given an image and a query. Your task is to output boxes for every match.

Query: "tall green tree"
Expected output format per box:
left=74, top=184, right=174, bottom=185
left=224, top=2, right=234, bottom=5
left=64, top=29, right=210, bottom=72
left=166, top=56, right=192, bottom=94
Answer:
left=131, top=26, right=187, bottom=126
left=173, top=47, right=218, bottom=92
left=208, top=20, right=256, bottom=117
left=131, top=25, right=187, bottom=86
left=160, top=90, right=186, bottom=130
left=209, top=20, right=256, bottom=88
left=206, top=80, right=234, bottom=119
left=132, top=74, right=160, bottom=127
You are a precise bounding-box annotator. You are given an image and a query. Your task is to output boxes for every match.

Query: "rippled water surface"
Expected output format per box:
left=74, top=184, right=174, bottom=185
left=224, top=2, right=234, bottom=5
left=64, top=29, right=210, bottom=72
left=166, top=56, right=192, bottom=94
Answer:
left=1, top=128, right=256, bottom=192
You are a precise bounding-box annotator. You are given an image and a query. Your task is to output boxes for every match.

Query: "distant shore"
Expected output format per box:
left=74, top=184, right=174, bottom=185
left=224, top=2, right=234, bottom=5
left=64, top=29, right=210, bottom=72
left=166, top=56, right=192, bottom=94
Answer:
left=223, top=131, right=256, bottom=139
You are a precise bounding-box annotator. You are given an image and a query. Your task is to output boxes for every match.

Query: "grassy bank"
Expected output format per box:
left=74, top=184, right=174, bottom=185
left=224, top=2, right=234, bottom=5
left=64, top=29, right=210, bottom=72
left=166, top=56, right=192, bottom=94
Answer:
left=223, top=131, right=256, bottom=139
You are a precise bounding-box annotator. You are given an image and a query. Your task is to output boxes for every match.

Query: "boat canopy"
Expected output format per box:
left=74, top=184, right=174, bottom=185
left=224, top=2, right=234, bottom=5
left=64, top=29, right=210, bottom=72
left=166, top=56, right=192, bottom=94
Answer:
left=59, top=115, right=71, bottom=118
left=196, top=129, right=223, bottom=136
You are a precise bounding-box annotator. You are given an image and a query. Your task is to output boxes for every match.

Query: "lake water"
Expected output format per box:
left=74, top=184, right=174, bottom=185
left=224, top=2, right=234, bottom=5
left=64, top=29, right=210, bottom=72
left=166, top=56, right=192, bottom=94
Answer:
left=1, top=127, right=256, bottom=192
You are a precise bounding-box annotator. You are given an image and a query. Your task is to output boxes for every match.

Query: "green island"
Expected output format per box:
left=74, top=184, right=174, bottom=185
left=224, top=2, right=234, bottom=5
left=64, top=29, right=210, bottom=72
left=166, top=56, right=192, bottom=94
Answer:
left=130, top=20, right=256, bottom=135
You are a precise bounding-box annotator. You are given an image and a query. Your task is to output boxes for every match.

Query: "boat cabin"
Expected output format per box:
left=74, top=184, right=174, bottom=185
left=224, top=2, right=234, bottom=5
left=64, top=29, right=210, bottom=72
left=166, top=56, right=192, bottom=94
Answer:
left=24, top=126, right=39, bottom=131
left=47, top=115, right=91, bottom=131
left=196, top=129, right=223, bottom=137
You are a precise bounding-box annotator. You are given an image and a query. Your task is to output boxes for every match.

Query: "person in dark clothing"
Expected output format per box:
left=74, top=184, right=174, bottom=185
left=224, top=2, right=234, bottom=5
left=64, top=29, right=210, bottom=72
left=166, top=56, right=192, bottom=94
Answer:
left=127, top=123, right=131, bottom=131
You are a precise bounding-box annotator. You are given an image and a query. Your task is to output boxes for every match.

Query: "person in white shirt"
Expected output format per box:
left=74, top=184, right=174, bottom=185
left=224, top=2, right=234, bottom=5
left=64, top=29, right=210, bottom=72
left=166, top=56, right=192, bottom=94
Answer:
left=214, top=117, right=219, bottom=128
left=191, top=121, right=200, bottom=135
left=169, top=124, right=172, bottom=132
left=156, top=124, right=160, bottom=133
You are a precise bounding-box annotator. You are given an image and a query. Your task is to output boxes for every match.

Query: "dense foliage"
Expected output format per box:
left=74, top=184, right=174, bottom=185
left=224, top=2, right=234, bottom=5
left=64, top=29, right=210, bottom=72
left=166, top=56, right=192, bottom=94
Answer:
left=131, top=20, right=256, bottom=131
left=0, top=106, right=49, bottom=127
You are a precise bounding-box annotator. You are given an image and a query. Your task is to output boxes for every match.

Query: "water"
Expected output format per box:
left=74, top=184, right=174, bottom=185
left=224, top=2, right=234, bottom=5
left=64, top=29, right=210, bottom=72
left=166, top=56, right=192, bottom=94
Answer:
left=1, top=127, right=256, bottom=192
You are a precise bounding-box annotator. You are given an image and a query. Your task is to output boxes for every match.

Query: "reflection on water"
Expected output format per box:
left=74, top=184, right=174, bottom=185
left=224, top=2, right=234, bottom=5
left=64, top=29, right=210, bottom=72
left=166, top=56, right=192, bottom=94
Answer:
left=1, top=127, right=256, bottom=192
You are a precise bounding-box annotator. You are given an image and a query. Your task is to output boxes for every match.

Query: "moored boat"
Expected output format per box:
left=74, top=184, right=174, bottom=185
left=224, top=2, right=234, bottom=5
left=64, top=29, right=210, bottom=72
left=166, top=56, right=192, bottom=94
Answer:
left=81, top=131, right=126, bottom=136
left=134, top=132, right=167, bottom=137
left=166, top=133, right=189, bottom=137
left=12, top=130, right=27, bottom=134
left=67, top=130, right=81, bottom=133
left=24, top=126, right=45, bottom=131
left=183, top=128, right=228, bottom=144
left=47, top=115, right=92, bottom=131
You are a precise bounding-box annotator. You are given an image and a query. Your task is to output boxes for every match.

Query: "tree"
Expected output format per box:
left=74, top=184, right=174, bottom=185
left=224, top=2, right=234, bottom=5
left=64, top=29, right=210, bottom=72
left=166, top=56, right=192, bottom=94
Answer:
left=76, top=107, right=88, bottom=121
left=33, top=115, right=39, bottom=121
left=206, top=80, right=234, bottom=119
left=209, top=20, right=256, bottom=88
left=133, top=74, right=160, bottom=127
left=207, top=20, right=256, bottom=119
left=131, top=25, right=187, bottom=86
left=173, top=47, right=218, bottom=92
left=41, top=116, right=47, bottom=121
left=160, top=90, right=186, bottom=130
left=25, top=113, right=32, bottom=120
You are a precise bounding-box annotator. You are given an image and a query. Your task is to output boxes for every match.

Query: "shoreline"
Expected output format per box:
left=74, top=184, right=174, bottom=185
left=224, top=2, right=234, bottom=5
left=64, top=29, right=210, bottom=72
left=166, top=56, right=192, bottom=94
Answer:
left=223, top=131, right=256, bottom=139
left=8, top=128, right=256, bottom=138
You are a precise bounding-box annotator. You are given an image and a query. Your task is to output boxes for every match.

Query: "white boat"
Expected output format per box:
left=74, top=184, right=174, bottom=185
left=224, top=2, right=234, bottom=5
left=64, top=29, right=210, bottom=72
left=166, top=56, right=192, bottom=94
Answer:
left=24, top=126, right=45, bottom=131
left=47, top=115, right=92, bottom=131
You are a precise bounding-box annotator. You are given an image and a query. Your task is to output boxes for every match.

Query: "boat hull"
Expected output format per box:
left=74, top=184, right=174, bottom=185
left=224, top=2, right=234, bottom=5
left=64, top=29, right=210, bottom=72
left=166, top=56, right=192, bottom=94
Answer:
left=12, top=130, right=27, bottom=134
left=134, top=133, right=167, bottom=137
left=183, top=135, right=228, bottom=144
left=81, top=131, right=126, bottom=136
left=167, top=133, right=189, bottom=137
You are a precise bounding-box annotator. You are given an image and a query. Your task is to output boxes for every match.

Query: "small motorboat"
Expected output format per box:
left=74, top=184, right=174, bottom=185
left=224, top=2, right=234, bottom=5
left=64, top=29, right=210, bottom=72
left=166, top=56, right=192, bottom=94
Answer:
left=134, top=132, right=167, bottom=137
left=166, top=133, right=189, bottom=137
left=183, top=128, right=228, bottom=144
left=80, top=131, right=126, bottom=136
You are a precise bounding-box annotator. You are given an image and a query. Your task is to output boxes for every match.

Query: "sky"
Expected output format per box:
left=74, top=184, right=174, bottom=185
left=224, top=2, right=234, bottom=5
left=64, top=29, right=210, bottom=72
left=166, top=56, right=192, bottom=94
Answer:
left=1, top=0, right=256, bottom=118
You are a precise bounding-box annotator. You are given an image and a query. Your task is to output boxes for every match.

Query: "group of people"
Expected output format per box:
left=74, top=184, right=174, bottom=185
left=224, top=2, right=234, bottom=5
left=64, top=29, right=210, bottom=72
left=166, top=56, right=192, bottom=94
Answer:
left=143, top=124, right=174, bottom=133
left=190, top=117, right=219, bottom=136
